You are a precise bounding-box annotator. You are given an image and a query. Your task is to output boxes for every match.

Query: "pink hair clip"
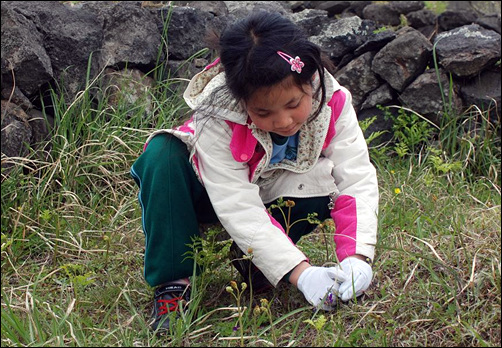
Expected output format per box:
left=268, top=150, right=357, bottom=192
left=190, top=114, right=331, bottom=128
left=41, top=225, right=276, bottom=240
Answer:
left=277, top=51, right=304, bottom=74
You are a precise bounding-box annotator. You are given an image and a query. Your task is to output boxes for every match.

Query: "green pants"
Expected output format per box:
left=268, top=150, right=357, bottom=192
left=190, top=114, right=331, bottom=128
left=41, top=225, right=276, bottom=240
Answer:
left=131, top=134, right=331, bottom=287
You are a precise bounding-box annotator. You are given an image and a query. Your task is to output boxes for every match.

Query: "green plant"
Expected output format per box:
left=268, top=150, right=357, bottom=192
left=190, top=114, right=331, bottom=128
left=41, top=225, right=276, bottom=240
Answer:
left=428, top=147, right=463, bottom=174
left=255, top=298, right=277, bottom=346
left=2, top=1, right=500, bottom=345
left=432, top=39, right=501, bottom=181
left=373, top=26, right=389, bottom=34
left=380, top=105, right=435, bottom=156
left=225, top=280, right=248, bottom=346
left=359, top=115, right=388, bottom=147
left=304, top=314, right=333, bottom=347
left=267, top=197, right=322, bottom=236
left=424, top=1, right=449, bottom=14
left=267, top=197, right=341, bottom=268
left=60, top=263, right=96, bottom=304
left=398, top=14, right=408, bottom=28
left=2, top=86, right=500, bottom=347
left=185, top=228, right=233, bottom=286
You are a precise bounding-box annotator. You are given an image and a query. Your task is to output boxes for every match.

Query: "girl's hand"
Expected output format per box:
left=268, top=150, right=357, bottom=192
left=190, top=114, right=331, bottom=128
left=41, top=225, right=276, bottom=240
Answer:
left=297, top=265, right=347, bottom=310
left=338, top=257, right=373, bottom=301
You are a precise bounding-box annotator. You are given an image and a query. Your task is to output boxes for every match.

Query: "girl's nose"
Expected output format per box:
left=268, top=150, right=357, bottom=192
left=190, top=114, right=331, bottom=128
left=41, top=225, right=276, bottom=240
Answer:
left=274, top=112, right=293, bottom=129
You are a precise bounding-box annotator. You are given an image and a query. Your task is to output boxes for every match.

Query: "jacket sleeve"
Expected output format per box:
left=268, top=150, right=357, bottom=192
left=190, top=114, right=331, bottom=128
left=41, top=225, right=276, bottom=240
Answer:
left=322, top=86, right=379, bottom=262
left=193, top=118, right=307, bottom=286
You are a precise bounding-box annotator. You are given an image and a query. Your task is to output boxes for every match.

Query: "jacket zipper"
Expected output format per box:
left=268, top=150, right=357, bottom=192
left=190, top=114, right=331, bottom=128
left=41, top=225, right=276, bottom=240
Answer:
left=328, top=192, right=336, bottom=210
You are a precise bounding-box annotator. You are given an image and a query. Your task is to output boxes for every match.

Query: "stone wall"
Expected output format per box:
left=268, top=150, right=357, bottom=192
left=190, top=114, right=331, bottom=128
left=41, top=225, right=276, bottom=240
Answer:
left=1, top=1, right=500, bottom=164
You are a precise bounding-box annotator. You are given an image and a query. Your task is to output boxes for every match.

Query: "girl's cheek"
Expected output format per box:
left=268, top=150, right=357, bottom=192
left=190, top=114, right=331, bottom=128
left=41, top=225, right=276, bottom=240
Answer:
left=300, top=103, right=312, bottom=121
left=251, top=118, right=271, bottom=132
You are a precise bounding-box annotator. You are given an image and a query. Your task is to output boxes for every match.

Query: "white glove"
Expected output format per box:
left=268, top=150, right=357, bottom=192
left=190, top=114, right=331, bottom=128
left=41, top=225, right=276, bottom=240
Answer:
left=297, top=266, right=347, bottom=310
left=338, top=257, right=373, bottom=302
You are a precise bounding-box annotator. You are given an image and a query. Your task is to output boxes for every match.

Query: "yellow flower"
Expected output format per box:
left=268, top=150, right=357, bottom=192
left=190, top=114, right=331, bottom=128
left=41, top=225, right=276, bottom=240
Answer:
left=394, top=188, right=401, bottom=194
left=390, top=170, right=395, bottom=174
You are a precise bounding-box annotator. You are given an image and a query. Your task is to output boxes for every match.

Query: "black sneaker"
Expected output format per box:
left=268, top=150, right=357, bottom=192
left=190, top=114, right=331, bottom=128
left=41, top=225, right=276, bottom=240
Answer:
left=151, top=281, right=190, bottom=331
left=229, top=242, right=273, bottom=294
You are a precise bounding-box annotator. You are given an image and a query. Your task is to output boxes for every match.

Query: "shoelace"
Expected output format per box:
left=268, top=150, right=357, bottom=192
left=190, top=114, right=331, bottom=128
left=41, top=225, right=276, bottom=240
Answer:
left=157, top=296, right=182, bottom=315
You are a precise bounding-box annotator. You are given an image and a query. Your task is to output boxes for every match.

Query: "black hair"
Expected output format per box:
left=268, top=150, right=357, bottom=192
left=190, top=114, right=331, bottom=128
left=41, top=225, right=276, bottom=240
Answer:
left=215, top=11, right=333, bottom=120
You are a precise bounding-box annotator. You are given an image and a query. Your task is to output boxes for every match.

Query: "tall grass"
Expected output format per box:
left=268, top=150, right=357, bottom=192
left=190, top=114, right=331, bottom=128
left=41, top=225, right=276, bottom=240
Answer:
left=432, top=39, right=501, bottom=184
left=1, top=14, right=500, bottom=347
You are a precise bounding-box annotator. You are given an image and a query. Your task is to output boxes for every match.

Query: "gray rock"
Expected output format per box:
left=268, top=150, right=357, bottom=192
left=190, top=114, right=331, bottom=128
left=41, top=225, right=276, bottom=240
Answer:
left=7, top=1, right=103, bottom=99
left=1, top=100, right=33, bottom=161
left=406, top=9, right=437, bottom=29
left=362, top=3, right=401, bottom=27
left=434, top=24, right=501, bottom=78
left=438, top=10, right=478, bottom=31
left=372, top=27, right=432, bottom=92
left=291, top=9, right=331, bottom=37
left=399, top=68, right=462, bottom=124
left=310, top=16, right=371, bottom=59
left=311, top=1, right=351, bottom=16
left=389, top=1, right=425, bottom=15
left=460, top=69, right=501, bottom=121
left=360, top=83, right=395, bottom=110
left=162, top=6, right=216, bottom=60
left=1, top=2, right=53, bottom=97
left=99, top=2, right=161, bottom=69
left=334, top=51, right=380, bottom=110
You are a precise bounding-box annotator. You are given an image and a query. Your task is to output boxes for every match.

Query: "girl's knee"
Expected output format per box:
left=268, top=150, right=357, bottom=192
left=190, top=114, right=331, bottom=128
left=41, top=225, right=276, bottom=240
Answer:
left=144, top=134, right=185, bottom=156
left=133, top=134, right=188, bottom=177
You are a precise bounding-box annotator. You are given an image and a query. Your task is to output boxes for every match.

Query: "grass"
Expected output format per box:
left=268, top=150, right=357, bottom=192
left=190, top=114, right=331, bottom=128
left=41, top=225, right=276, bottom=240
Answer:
left=1, top=29, right=501, bottom=348
left=424, top=1, right=449, bottom=14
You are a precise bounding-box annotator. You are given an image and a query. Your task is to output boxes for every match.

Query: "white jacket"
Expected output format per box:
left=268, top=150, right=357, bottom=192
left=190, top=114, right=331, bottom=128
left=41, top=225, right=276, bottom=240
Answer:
left=145, top=59, right=379, bottom=286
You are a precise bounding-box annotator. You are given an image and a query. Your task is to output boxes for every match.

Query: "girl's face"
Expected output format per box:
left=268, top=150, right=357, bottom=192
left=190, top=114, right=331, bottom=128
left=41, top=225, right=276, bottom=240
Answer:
left=245, top=77, right=313, bottom=137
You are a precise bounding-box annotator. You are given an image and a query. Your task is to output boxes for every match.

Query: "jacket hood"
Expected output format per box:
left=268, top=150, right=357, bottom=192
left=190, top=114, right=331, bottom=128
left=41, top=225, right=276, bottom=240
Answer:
left=183, top=58, right=341, bottom=126
left=183, top=58, right=249, bottom=125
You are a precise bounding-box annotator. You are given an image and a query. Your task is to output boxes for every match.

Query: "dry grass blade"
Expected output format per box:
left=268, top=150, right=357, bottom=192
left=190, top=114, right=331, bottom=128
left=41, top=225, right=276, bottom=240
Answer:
left=405, top=233, right=445, bottom=264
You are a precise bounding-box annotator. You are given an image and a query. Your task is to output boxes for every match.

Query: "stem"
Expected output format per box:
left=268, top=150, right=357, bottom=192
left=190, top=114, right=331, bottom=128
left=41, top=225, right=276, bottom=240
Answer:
left=278, top=207, right=288, bottom=233
left=322, top=229, right=329, bottom=262
left=286, top=206, right=292, bottom=235
left=105, top=236, right=110, bottom=268
left=267, top=308, right=277, bottom=346
left=54, top=214, right=60, bottom=263
left=236, top=294, right=244, bottom=346
left=248, top=260, right=253, bottom=319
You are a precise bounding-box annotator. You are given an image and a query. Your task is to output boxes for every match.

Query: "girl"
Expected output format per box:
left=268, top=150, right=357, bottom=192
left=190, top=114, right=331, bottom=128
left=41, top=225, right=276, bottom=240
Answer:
left=131, top=11, right=379, bottom=331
